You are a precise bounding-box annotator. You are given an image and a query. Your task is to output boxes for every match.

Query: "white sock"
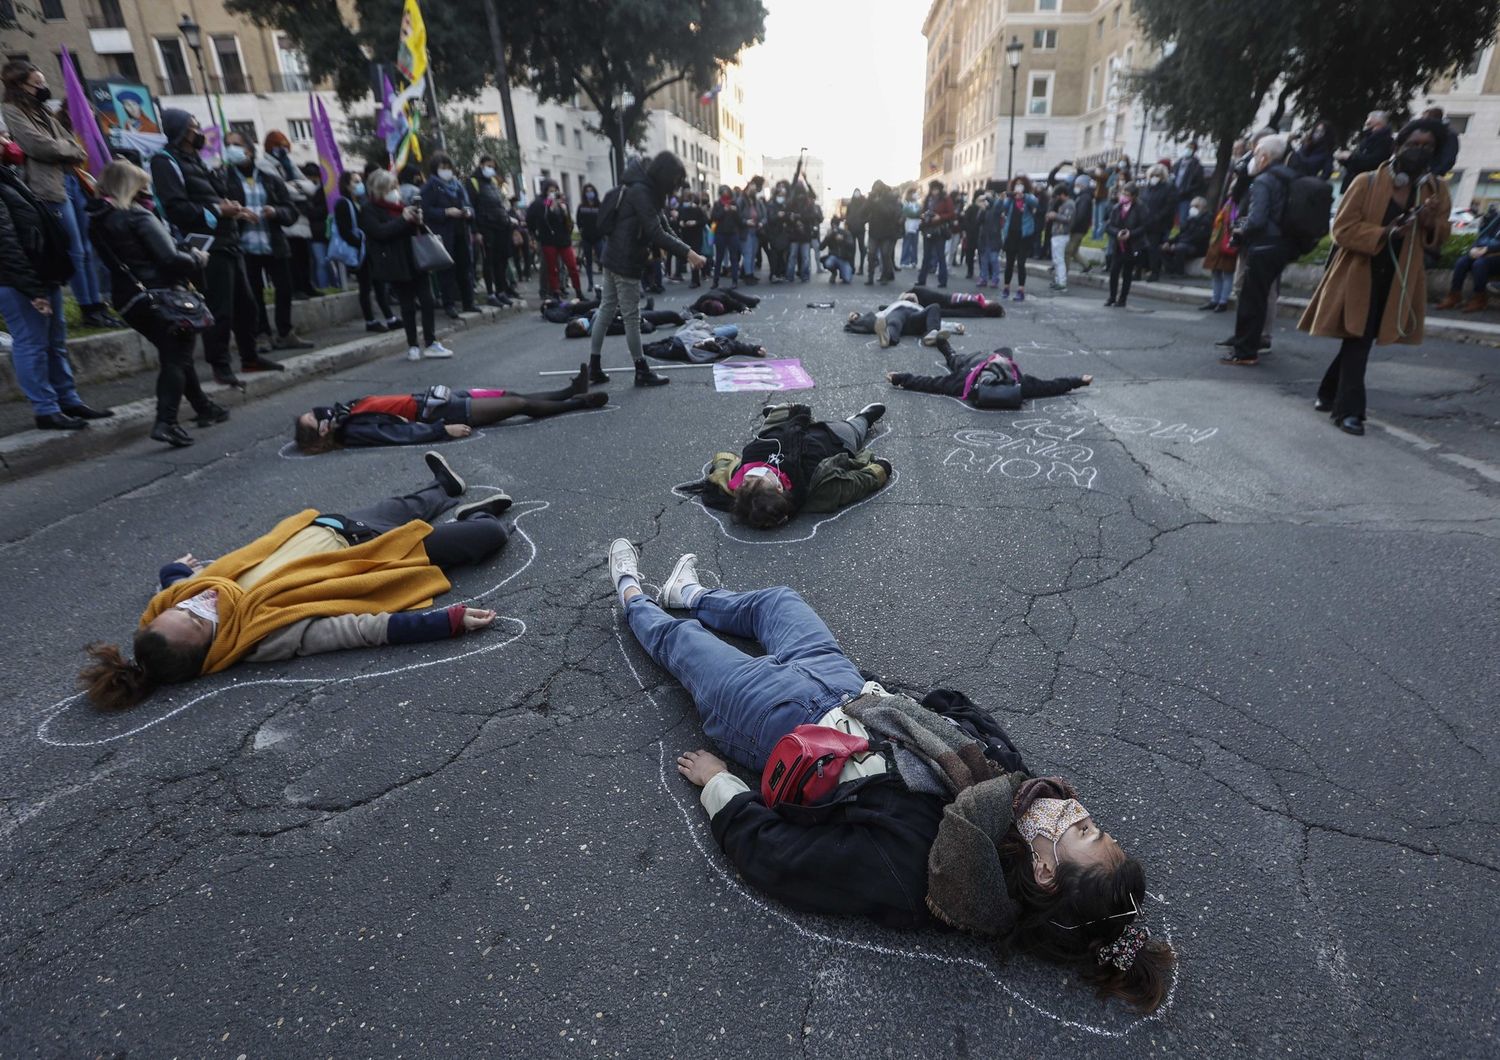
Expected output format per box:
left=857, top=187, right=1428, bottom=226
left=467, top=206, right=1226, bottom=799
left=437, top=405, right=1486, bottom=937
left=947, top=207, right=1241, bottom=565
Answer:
left=679, top=582, right=706, bottom=608
left=617, top=575, right=641, bottom=604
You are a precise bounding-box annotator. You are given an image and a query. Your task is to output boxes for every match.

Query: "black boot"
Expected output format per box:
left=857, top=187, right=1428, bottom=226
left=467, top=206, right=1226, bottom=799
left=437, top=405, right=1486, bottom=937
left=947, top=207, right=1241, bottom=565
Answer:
left=588, top=355, right=610, bottom=385
left=150, top=421, right=194, bottom=447
left=194, top=402, right=231, bottom=427
left=633, top=360, right=670, bottom=387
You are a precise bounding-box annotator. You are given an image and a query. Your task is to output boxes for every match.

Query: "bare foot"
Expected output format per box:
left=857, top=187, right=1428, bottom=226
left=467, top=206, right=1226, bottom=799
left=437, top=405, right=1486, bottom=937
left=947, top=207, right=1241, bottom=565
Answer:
left=676, top=749, right=728, bottom=787
left=1081, top=375, right=1093, bottom=385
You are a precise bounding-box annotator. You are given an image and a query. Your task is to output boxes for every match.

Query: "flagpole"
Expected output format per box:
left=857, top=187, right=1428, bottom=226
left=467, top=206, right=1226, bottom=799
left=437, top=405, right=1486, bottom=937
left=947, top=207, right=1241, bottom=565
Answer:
left=426, top=67, right=448, bottom=151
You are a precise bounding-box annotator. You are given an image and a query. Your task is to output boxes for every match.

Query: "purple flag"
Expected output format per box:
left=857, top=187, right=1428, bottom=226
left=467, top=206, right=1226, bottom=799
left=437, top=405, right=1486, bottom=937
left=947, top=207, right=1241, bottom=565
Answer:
left=309, top=94, right=344, bottom=206
left=59, top=48, right=111, bottom=176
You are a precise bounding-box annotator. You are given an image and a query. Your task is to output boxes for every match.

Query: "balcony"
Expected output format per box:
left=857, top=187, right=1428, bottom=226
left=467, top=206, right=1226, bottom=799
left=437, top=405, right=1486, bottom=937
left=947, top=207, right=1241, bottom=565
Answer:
left=207, top=72, right=254, bottom=95
left=269, top=72, right=313, bottom=93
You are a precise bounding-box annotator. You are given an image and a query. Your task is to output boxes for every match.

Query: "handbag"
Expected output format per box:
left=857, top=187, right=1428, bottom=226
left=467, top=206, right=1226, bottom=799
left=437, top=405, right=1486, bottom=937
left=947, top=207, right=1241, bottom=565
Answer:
left=326, top=201, right=365, bottom=268
left=93, top=213, right=214, bottom=336
left=411, top=226, right=453, bottom=272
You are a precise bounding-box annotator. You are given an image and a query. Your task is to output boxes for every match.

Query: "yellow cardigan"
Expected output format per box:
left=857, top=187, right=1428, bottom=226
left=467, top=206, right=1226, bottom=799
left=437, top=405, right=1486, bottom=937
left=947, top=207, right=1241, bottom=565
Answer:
left=140, top=510, right=451, bottom=674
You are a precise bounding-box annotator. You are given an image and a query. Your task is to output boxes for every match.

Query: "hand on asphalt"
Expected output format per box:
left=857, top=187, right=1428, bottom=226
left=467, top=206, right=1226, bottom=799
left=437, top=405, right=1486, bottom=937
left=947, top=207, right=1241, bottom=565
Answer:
left=676, top=749, right=728, bottom=787
left=445, top=424, right=473, bottom=438
left=461, top=607, right=497, bottom=631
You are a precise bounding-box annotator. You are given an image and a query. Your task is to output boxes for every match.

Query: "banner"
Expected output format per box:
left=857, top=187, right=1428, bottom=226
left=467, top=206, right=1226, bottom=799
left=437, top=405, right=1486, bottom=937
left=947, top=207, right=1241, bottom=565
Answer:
left=396, top=0, right=428, bottom=87
left=712, top=359, right=815, bottom=393
left=378, top=70, right=419, bottom=171
left=310, top=94, right=344, bottom=205
left=59, top=48, right=111, bottom=176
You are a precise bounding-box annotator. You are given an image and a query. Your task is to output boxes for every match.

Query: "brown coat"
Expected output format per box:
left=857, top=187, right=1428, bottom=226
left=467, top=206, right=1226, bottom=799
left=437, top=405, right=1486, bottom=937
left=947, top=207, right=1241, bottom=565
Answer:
left=1297, top=164, right=1450, bottom=346
left=1, top=100, right=86, bottom=204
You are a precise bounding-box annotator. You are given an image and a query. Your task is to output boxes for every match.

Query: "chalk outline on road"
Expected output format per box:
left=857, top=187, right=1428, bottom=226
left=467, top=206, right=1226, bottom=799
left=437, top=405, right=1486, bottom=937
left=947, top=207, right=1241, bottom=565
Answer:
left=36, top=497, right=549, bottom=748
left=609, top=614, right=1177, bottom=1038
left=276, top=404, right=621, bottom=460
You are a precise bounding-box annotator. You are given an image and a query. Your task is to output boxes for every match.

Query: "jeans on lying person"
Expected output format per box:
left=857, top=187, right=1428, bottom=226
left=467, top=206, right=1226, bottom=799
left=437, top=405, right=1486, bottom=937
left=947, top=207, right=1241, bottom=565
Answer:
left=625, top=587, right=866, bottom=770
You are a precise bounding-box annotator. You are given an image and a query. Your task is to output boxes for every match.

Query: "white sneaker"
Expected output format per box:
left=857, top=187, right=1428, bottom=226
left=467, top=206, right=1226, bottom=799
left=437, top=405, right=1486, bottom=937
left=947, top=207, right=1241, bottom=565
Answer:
left=873, top=306, right=893, bottom=348
left=921, top=329, right=942, bottom=347
left=940, top=321, right=966, bottom=336
left=406, top=346, right=421, bottom=362
left=607, top=538, right=641, bottom=588
left=660, top=553, right=700, bottom=609
left=423, top=341, right=454, bottom=358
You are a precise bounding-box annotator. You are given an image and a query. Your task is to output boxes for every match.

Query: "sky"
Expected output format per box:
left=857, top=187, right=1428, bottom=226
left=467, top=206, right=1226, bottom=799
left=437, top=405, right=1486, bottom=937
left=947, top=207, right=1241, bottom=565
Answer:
left=738, top=0, right=927, bottom=202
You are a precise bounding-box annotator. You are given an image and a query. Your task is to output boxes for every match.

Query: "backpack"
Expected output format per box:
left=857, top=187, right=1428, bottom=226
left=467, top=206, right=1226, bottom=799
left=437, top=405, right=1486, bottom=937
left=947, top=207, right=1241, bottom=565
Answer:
left=595, top=185, right=624, bottom=237
left=1277, top=173, right=1333, bottom=257
left=761, top=724, right=873, bottom=808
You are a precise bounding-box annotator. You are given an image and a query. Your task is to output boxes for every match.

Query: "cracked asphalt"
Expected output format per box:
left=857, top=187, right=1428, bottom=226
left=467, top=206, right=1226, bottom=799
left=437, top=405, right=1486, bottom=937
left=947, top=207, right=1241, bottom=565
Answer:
left=1, top=275, right=1497, bottom=1058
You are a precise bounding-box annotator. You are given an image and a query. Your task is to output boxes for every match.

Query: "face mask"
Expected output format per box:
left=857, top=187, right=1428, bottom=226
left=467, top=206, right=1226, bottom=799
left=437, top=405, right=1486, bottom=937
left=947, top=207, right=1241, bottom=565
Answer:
left=352, top=182, right=366, bottom=199
left=1148, top=176, right=1162, bottom=185
left=224, top=145, right=248, bottom=166
left=1119, top=194, right=1132, bottom=204
left=438, top=168, right=454, bottom=181
left=385, top=189, right=402, bottom=204
left=776, top=195, right=785, bottom=204
left=174, top=589, right=220, bottom=634
left=1017, top=797, right=1091, bottom=866
left=1180, top=147, right=1194, bottom=159
left=586, top=190, right=596, bottom=200
left=1189, top=207, right=1201, bottom=218
left=1013, top=186, right=1023, bottom=195
left=190, top=131, right=206, bottom=151
left=481, top=166, right=496, bottom=178
left=30, top=84, right=51, bottom=104
left=1396, top=144, right=1434, bottom=175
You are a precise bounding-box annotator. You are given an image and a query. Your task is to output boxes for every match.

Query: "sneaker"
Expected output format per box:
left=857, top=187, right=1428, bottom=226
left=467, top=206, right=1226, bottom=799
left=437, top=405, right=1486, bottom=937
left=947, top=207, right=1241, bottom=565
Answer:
left=425, top=450, right=466, bottom=497
left=660, top=553, right=701, bottom=609
left=384, top=316, right=403, bottom=330
left=453, top=491, right=513, bottom=520
left=855, top=402, right=886, bottom=427
left=921, top=329, right=943, bottom=347
left=272, top=330, right=316, bottom=351
left=607, top=537, right=641, bottom=588
left=1001, top=286, right=1010, bottom=299
left=407, top=346, right=422, bottom=362
left=213, top=370, right=246, bottom=390
left=939, top=321, right=966, bottom=336
left=1015, top=290, right=1025, bottom=302
left=423, top=341, right=454, bottom=358
left=873, top=307, right=893, bottom=348
left=366, top=319, right=390, bottom=332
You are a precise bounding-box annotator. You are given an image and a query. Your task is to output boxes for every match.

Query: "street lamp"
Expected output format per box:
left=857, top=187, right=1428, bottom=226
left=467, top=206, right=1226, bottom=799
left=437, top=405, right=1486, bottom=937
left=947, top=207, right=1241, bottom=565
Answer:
left=177, top=14, right=216, bottom=132
left=1005, top=36, right=1024, bottom=180
left=616, top=91, right=635, bottom=184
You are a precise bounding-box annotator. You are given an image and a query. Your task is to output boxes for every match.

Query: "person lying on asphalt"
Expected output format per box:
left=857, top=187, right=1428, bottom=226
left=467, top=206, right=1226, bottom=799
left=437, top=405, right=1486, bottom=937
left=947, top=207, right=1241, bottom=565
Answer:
left=293, top=366, right=607, bottom=453
left=676, top=401, right=891, bottom=529
left=78, top=454, right=514, bottom=709
left=844, top=298, right=966, bottom=347
left=904, top=285, right=1008, bottom=317
left=641, top=315, right=766, bottom=363
left=887, top=334, right=1091, bottom=411
left=605, top=549, right=1176, bottom=1013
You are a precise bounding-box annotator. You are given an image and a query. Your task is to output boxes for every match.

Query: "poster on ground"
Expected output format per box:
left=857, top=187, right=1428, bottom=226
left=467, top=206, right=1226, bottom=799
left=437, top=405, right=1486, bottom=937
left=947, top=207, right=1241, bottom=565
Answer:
left=712, top=359, right=814, bottom=393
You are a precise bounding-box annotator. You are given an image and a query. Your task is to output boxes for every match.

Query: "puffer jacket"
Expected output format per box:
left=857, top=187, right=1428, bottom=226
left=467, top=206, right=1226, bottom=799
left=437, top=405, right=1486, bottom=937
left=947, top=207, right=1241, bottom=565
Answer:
left=0, top=164, right=72, bottom=296
left=150, top=147, right=243, bottom=254
left=600, top=157, right=692, bottom=280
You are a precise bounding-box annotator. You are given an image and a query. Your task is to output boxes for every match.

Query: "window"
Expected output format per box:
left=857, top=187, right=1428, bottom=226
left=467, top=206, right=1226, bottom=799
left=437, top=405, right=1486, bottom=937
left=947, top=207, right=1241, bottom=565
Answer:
left=1084, top=125, right=1092, bottom=148
left=228, top=120, right=257, bottom=144
left=1033, top=29, right=1056, bottom=50
left=274, top=34, right=311, bottom=92
left=40, top=0, right=63, bottom=19
left=555, top=122, right=565, bottom=144
left=1028, top=72, right=1053, bottom=116
left=1097, top=17, right=1104, bottom=38
left=561, top=173, right=572, bottom=200
left=573, top=128, right=582, bottom=150
left=1448, top=114, right=1471, bottom=134
left=106, top=53, right=140, bottom=81
left=1025, top=132, right=1047, bottom=149
left=156, top=38, right=193, bottom=95
left=1113, top=7, right=1121, bottom=28
left=288, top=118, right=312, bottom=142
left=1088, top=64, right=1100, bottom=109
left=212, top=36, right=250, bottom=93
left=1037, top=0, right=1057, bottom=9
left=535, top=116, right=547, bottom=141
left=473, top=112, right=501, bottom=137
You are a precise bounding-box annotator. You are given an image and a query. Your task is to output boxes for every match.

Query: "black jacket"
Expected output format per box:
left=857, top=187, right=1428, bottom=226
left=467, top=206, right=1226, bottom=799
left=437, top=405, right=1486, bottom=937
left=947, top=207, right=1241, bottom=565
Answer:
left=575, top=198, right=601, bottom=242
left=1290, top=142, right=1335, bottom=181
left=820, top=227, right=855, bottom=261
left=1167, top=208, right=1212, bottom=255
left=677, top=202, right=707, bottom=253
left=336, top=413, right=448, bottom=447
left=234, top=164, right=297, bottom=258
left=736, top=409, right=851, bottom=512
left=1241, top=163, right=1299, bottom=247
left=86, top=199, right=200, bottom=308
left=526, top=196, right=574, bottom=248
left=710, top=198, right=742, bottom=240
left=1138, top=179, right=1178, bottom=236
left=866, top=188, right=904, bottom=240
left=1172, top=154, right=1206, bottom=200
left=0, top=165, right=72, bottom=297
left=150, top=147, right=241, bottom=254
left=420, top=176, right=472, bottom=243
left=600, top=158, right=691, bottom=279
left=360, top=202, right=419, bottom=284
left=1070, top=186, right=1094, bottom=234
left=333, top=197, right=363, bottom=245
left=845, top=193, right=867, bottom=236
left=709, top=688, right=1028, bottom=929
left=1341, top=126, right=1395, bottom=192
left=471, top=173, right=511, bottom=231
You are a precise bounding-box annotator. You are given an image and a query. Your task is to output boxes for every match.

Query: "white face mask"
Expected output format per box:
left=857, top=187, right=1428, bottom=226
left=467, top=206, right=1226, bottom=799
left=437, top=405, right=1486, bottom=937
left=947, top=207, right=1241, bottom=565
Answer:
left=385, top=189, right=403, bottom=204
left=1188, top=207, right=1201, bottom=218
left=1148, top=175, right=1162, bottom=185
left=438, top=168, right=454, bottom=181
left=481, top=165, right=496, bottom=178
left=224, top=145, right=247, bottom=166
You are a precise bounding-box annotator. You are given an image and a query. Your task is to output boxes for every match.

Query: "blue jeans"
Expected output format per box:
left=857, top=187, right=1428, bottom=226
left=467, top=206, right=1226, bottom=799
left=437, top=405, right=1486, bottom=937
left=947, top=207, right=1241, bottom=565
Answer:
left=1450, top=253, right=1494, bottom=293
left=1211, top=268, right=1234, bottom=305
left=786, top=241, right=810, bottom=280
left=979, top=249, right=1000, bottom=284
left=900, top=230, right=919, bottom=267
left=0, top=286, right=81, bottom=416
left=50, top=195, right=101, bottom=307
left=917, top=233, right=948, bottom=286
left=309, top=241, right=339, bottom=290
left=626, top=587, right=866, bottom=770
left=740, top=230, right=759, bottom=277
left=1092, top=200, right=1109, bottom=240
left=825, top=255, right=853, bottom=282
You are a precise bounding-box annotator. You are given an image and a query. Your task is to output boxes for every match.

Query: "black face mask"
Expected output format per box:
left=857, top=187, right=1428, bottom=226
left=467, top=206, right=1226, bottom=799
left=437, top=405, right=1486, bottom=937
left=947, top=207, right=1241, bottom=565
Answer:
left=1396, top=144, right=1434, bottom=175
left=30, top=85, right=51, bottom=104
left=189, top=131, right=206, bottom=151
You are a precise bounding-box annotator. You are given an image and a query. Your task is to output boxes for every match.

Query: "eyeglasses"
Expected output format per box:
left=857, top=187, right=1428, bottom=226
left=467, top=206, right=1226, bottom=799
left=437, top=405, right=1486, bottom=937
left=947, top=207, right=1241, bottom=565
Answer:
left=1051, top=892, right=1143, bottom=932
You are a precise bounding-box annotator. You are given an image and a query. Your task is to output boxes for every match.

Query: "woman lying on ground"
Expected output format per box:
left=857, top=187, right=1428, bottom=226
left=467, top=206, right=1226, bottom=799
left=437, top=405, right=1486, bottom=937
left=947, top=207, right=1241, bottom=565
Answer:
left=642, top=316, right=766, bottom=363
left=78, top=454, right=514, bottom=710
left=887, top=334, right=1091, bottom=410
left=905, top=285, right=1007, bottom=317
left=293, top=365, right=606, bottom=453
left=604, top=549, right=1175, bottom=1012
left=542, top=292, right=656, bottom=324
left=563, top=307, right=686, bottom=338
left=677, top=401, right=891, bottom=529
left=686, top=288, right=760, bottom=315
left=843, top=298, right=967, bottom=348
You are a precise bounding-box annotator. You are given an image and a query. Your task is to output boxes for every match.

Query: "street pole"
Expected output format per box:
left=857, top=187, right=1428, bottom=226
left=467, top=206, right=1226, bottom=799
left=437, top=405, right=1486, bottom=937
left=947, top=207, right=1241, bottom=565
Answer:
left=481, top=0, right=523, bottom=194
left=177, top=16, right=216, bottom=135
left=1005, top=36, right=1023, bottom=180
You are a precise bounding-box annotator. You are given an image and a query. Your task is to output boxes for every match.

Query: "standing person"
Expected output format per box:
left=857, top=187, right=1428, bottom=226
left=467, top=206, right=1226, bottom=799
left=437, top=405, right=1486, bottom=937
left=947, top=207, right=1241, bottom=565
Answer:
left=677, top=191, right=708, bottom=288
left=0, top=136, right=110, bottom=429
left=262, top=131, right=319, bottom=298
left=232, top=133, right=314, bottom=354
left=334, top=170, right=398, bottom=332
left=1219, top=135, right=1298, bottom=366
left=1299, top=120, right=1450, bottom=434
left=87, top=160, right=229, bottom=446
left=961, top=192, right=982, bottom=279
left=471, top=157, right=517, bottom=304
left=1289, top=122, right=1337, bottom=181
left=737, top=176, right=766, bottom=284
left=1029, top=183, right=1050, bottom=261
left=1138, top=164, right=1178, bottom=282
left=1065, top=174, right=1094, bottom=276
left=362, top=168, right=452, bottom=362
left=1171, top=143, right=1207, bottom=227
left=150, top=109, right=274, bottom=387
left=420, top=152, right=477, bottom=319
left=900, top=187, right=921, bottom=268
left=864, top=180, right=902, bottom=285
left=1423, top=107, right=1460, bottom=177
left=300, top=162, right=335, bottom=293
left=56, top=108, right=120, bottom=326
left=575, top=181, right=605, bottom=293
left=1198, top=197, right=1238, bottom=311
left=1335, top=112, right=1395, bottom=194
left=526, top=179, right=582, bottom=301
left=763, top=181, right=792, bottom=283
left=818, top=215, right=856, bottom=284
left=845, top=188, right=867, bottom=274
left=1, top=60, right=117, bottom=330
left=588, top=151, right=708, bottom=388
left=998, top=176, right=1037, bottom=301
left=1103, top=181, right=1139, bottom=308
left=710, top=184, right=742, bottom=288
left=915, top=180, right=955, bottom=288
left=1047, top=184, right=1075, bottom=291
left=976, top=191, right=1001, bottom=288
left=784, top=184, right=816, bottom=283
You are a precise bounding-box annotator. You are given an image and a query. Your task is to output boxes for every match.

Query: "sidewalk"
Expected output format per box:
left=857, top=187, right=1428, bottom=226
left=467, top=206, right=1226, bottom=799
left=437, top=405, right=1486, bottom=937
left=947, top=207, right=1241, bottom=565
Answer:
left=0, top=301, right=520, bottom=481
left=1024, top=248, right=1500, bottom=348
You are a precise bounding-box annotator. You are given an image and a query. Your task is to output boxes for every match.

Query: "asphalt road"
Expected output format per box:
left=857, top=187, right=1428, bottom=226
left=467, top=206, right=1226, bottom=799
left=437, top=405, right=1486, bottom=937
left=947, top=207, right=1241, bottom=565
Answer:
left=1, top=270, right=1497, bottom=1058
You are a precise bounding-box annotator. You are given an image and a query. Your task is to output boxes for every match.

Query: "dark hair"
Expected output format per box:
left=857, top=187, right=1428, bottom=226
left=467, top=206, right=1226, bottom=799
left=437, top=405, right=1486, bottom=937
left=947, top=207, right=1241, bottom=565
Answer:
left=338, top=169, right=360, bottom=197
left=732, top=483, right=793, bottom=529
left=398, top=163, right=423, bottom=185
left=928, top=179, right=945, bottom=192
left=1010, top=174, right=1034, bottom=195
left=293, top=415, right=340, bottom=454
left=1396, top=117, right=1448, bottom=157
left=2, top=59, right=40, bottom=107
left=998, top=829, right=1175, bottom=1012
left=425, top=152, right=454, bottom=177
left=78, top=630, right=207, bottom=710
left=646, top=151, right=687, bottom=203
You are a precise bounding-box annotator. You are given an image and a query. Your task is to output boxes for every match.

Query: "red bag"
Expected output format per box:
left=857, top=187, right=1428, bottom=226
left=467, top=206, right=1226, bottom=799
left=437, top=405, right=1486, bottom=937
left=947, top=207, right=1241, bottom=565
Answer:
left=761, top=725, right=871, bottom=808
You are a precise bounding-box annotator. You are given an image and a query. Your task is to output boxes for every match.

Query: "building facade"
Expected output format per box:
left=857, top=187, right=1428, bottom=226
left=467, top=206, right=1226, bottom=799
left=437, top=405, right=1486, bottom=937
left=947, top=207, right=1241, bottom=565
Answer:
left=761, top=152, right=826, bottom=208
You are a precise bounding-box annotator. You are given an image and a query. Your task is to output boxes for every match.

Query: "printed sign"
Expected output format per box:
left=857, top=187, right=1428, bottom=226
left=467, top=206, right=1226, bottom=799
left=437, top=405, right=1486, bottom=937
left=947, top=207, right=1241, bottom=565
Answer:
left=712, top=359, right=814, bottom=393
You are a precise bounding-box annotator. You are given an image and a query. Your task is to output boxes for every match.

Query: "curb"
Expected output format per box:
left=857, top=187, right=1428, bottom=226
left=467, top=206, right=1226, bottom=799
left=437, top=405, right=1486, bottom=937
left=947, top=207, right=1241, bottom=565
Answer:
left=0, top=304, right=520, bottom=483
left=1023, top=259, right=1500, bottom=348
